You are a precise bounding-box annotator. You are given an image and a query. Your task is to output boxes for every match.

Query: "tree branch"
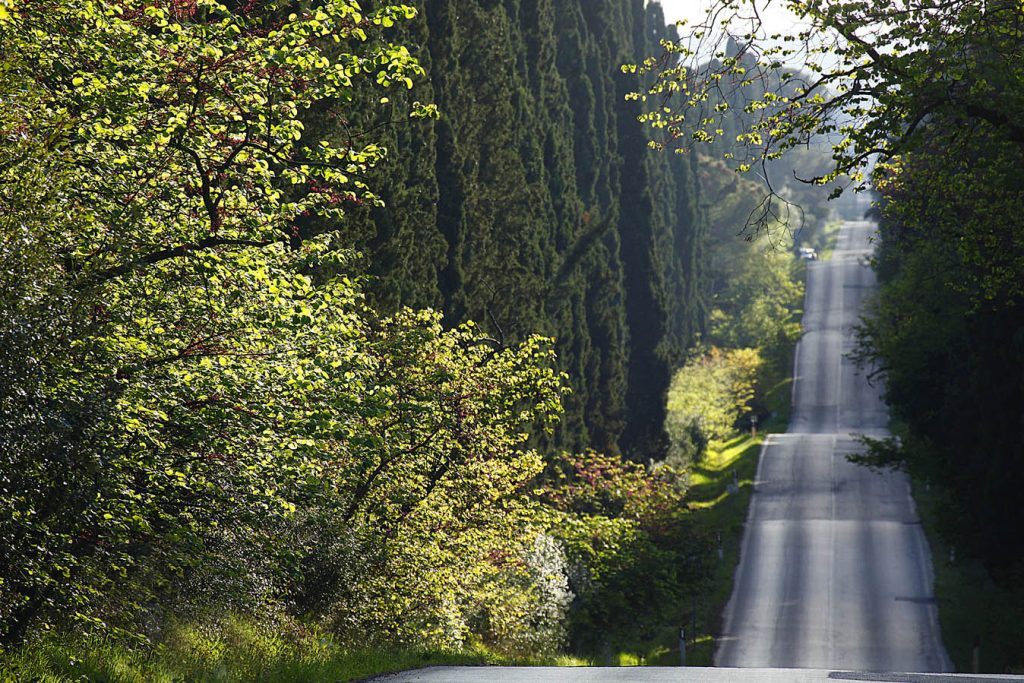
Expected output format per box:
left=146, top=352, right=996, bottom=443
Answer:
left=82, top=236, right=278, bottom=287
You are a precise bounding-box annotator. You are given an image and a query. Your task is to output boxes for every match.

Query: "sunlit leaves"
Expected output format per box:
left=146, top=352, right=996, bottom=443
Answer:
left=6, top=0, right=429, bottom=278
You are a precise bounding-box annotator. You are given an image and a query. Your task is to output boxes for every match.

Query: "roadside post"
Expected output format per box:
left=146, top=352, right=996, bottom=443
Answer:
left=679, top=627, right=686, bottom=666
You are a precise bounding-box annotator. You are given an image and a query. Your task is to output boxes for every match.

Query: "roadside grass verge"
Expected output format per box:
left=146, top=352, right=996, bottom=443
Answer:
left=760, top=349, right=796, bottom=435
left=912, top=482, right=1024, bottom=674
left=0, top=619, right=588, bottom=682
left=762, top=268, right=801, bottom=435
left=680, top=434, right=763, bottom=666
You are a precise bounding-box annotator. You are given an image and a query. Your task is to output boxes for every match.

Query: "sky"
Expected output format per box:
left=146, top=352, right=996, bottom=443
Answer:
left=653, top=0, right=831, bottom=69
left=655, top=0, right=805, bottom=37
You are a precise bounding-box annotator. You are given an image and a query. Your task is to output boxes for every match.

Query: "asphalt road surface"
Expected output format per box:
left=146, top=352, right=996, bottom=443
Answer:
left=716, top=221, right=950, bottom=671
left=378, top=668, right=1019, bottom=682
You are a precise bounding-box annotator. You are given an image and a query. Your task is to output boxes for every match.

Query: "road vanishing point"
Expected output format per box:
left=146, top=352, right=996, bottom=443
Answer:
left=377, top=222, right=1023, bottom=682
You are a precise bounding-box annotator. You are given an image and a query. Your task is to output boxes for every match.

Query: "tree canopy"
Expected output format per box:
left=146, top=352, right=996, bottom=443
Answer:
left=633, top=0, right=1024, bottom=229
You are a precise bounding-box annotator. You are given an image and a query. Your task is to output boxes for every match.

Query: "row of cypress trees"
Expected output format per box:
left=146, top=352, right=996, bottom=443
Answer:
left=331, top=0, right=708, bottom=460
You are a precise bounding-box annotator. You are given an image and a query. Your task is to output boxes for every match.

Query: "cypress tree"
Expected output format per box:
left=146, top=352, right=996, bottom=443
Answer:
left=332, top=0, right=709, bottom=460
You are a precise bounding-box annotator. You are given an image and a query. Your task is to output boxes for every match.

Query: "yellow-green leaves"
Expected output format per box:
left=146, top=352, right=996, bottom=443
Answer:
left=6, top=0, right=430, bottom=265
left=0, top=0, right=444, bottom=646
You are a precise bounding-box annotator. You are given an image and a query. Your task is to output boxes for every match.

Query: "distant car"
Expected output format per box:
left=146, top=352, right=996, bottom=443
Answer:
left=798, top=247, right=818, bottom=260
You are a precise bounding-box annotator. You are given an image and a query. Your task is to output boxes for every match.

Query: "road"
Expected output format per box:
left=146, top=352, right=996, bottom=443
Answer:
left=378, top=667, right=1016, bottom=682
left=716, top=221, right=951, bottom=671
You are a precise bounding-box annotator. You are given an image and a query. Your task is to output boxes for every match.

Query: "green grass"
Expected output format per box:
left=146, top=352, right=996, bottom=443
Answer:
left=0, top=619, right=589, bottom=682
left=682, top=434, right=764, bottom=666
left=760, top=360, right=795, bottom=434
left=911, top=482, right=1024, bottom=674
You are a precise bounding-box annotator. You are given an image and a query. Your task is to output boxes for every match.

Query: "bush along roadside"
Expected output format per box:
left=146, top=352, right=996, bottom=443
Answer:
left=911, top=479, right=1024, bottom=674
left=536, top=241, right=802, bottom=665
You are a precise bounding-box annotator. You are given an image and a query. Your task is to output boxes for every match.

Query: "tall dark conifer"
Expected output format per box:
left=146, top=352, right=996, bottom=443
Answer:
left=330, top=0, right=709, bottom=459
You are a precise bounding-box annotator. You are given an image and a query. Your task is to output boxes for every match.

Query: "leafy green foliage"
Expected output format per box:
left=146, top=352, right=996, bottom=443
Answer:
left=538, top=451, right=710, bottom=653
left=698, top=158, right=803, bottom=354
left=860, top=146, right=1024, bottom=571
left=666, top=347, right=762, bottom=465
left=678, top=156, right=802, bottom=450
left=0, top=0, right=569, bottom=652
